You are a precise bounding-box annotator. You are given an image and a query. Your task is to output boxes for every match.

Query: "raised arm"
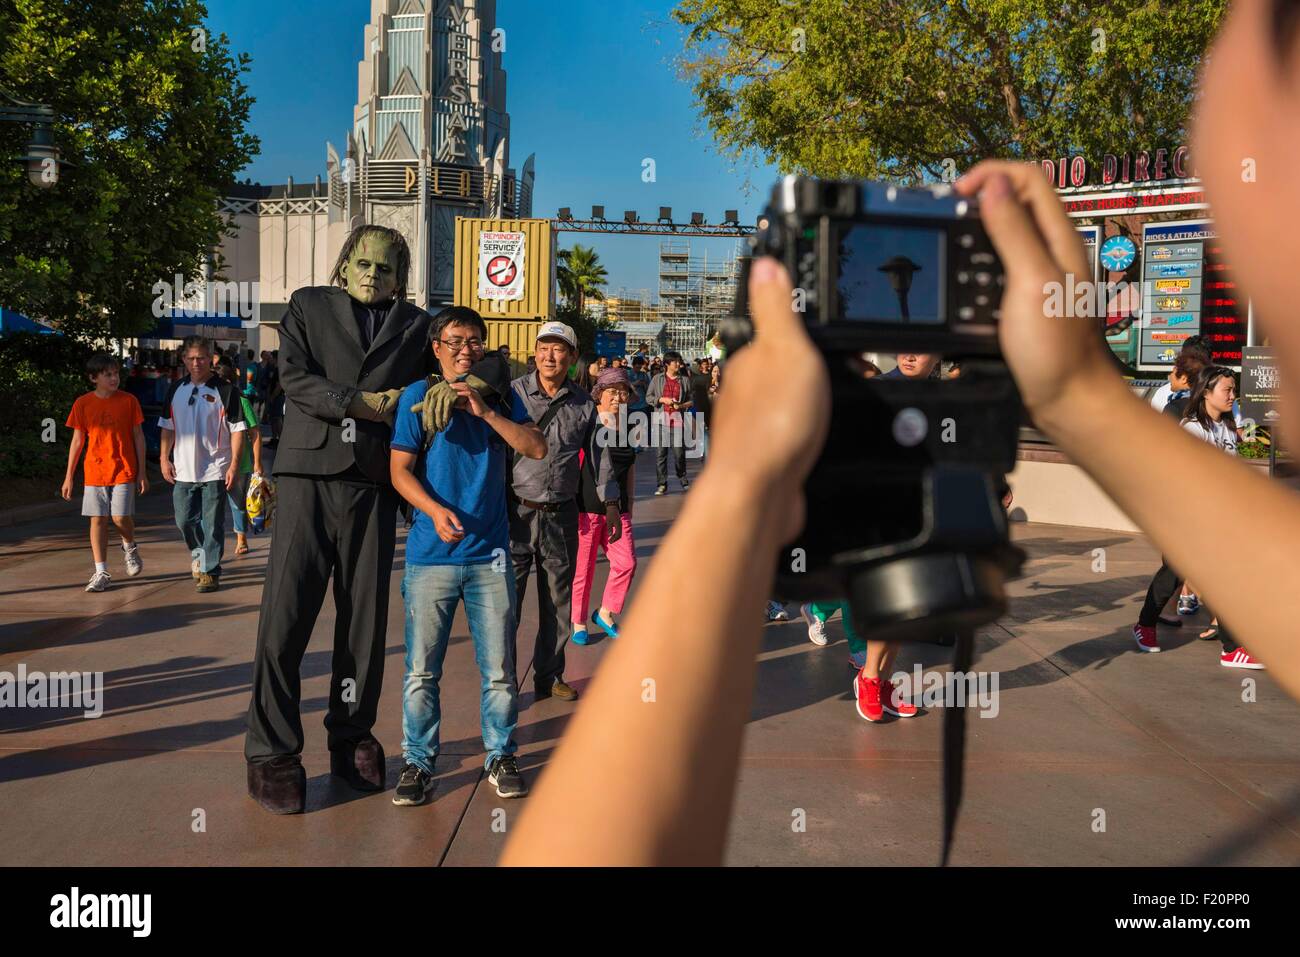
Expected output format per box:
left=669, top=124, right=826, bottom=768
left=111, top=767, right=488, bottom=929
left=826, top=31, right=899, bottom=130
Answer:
left=957, top=161, right=1300, bottom=700
left=502, top=259, right=830, bottom=866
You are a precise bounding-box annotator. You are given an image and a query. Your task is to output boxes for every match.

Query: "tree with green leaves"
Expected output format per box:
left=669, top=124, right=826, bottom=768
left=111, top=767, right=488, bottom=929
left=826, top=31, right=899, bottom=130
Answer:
left=556, top=244, right=609, bottom=316
left=0, top=0, right=258, bottom=340
left=556, top=302, right=617, bottom=359
left=672, top=0, right=1226, bottom=180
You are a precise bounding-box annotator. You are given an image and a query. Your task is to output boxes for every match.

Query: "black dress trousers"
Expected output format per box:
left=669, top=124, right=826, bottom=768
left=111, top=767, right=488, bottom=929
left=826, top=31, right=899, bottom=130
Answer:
left=244, top=473, right=398, bottom=763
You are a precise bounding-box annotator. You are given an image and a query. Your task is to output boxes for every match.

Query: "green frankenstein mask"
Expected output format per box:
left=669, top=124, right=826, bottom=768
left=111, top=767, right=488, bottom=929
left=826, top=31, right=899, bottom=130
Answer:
left=342, top=232, right=401, bottom=305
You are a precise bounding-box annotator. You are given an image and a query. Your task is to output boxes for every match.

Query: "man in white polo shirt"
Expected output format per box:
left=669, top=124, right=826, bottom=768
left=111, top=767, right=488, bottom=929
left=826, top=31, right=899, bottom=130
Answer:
left=160, top=335, right=247, bottom=593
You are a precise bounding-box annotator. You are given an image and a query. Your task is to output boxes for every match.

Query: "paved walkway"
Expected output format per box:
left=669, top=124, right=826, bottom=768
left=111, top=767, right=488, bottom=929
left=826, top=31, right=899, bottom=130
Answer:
left=1, top=454, right=1298, bottom=866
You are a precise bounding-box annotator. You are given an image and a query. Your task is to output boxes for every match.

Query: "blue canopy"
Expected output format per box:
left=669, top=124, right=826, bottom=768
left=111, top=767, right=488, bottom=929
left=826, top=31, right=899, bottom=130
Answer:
left=0, top=307, right=58, bottom=336
left=148, top=310, right=246, bottom=339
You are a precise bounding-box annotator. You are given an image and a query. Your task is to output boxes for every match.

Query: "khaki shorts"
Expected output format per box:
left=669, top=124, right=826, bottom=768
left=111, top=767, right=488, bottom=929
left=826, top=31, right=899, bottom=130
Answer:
left=82, top=482, right=135, bottom=517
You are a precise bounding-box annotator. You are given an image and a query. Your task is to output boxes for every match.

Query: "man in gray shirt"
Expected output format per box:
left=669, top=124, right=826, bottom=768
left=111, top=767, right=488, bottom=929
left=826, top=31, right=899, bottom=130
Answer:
left=510, top=322, right=619, bottom=702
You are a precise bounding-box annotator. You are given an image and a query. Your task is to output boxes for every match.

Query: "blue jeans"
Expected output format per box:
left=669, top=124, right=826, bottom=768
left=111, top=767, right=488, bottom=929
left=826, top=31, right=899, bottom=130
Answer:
left=227, top=471, right=251, bottom=535
left=173, top=480, right=226, bottom=575
left=401, top=560, right=519, bottom=773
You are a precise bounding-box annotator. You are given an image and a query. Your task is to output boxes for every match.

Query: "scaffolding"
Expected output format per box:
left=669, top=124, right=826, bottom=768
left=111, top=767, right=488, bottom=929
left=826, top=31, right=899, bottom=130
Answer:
left=657, top=240, right=742, bottom=358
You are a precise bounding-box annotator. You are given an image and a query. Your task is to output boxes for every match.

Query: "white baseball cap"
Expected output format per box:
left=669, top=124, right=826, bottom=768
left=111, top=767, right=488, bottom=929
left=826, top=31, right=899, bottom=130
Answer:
left=535, top=321, right=576, bottom=349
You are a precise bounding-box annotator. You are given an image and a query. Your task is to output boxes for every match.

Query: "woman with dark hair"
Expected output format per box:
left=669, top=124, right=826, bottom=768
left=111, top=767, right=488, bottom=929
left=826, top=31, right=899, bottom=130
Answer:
left=1130, top=366, right=1260, bottom=666
left=1181, top=365, right=1239, bottom=449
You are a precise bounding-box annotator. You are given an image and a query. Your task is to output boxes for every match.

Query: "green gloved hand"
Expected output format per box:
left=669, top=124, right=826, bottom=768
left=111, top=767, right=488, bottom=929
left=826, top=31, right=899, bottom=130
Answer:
left=462, top=373, right=495, bottom=399
left=411, top=375, right=496, bottom=434
left=347, top=388, right=404, bottom=423
left=412, top=380, right=459, bottom=434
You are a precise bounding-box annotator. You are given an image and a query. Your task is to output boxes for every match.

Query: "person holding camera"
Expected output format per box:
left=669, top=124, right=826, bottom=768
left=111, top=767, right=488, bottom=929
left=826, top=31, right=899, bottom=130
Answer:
left=944, top=2, right=1298, bottom=696
left=503, top=2, right=1300, bottom=864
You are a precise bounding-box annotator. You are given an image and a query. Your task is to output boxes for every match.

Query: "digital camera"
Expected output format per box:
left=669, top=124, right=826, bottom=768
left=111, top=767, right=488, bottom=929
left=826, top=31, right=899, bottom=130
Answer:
left=722, top=176, right=1025, bottom=644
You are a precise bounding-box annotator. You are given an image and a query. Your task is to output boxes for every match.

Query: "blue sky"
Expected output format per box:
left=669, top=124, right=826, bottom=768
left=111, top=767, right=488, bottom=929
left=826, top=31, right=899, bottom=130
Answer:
left=206, top=0, right=777, bottom=298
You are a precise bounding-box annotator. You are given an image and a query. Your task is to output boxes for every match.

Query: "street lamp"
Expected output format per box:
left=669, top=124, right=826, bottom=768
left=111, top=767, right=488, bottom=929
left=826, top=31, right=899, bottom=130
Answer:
left=877, top=255, right=922, bottom=321
left=1, top=90, right=66, bottom=188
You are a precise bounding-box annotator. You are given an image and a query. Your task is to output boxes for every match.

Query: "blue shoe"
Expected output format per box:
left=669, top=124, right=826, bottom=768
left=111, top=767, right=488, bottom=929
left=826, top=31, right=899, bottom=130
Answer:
left=592, top=609, right=619, bottom=639
left=571, top=628, right=590, bottom=646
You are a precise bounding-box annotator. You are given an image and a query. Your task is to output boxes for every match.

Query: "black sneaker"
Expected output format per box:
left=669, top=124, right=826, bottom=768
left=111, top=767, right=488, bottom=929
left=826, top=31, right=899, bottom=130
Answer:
left=487, top=755, right=528, bottom=799
left=655, top=485, right=667, bottom=496
left=392, top=763, right=434, bottom=806
left=680, top=477, right=690, bottom=490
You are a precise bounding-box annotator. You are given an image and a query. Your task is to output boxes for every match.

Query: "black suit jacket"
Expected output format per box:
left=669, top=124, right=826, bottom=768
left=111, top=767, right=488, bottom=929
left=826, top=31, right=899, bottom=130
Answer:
left=272, top=286, right=432, bottom=483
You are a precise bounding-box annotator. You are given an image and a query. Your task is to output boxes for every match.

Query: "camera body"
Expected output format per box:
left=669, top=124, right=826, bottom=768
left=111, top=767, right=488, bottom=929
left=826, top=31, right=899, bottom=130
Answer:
left=722, top=177, right=1025, bottom=644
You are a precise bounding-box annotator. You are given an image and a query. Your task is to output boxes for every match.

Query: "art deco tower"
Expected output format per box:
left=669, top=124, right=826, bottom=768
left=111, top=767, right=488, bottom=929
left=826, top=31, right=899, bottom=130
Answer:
left=327, top=0, right=535, bottom=308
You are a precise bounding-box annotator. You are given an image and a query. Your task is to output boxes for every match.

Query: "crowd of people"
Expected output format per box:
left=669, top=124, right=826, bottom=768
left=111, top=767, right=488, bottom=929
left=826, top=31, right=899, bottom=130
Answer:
left=61, top=303, right=1261, bottom=746
left=57, top=26, right=1292, bottom=826
left=39, top=0, right=1300, bottom=869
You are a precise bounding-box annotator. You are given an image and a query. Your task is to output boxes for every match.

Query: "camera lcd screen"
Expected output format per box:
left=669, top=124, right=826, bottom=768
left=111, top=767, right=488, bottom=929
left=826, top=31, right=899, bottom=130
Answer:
left=835, top=223, right=945, bottom=324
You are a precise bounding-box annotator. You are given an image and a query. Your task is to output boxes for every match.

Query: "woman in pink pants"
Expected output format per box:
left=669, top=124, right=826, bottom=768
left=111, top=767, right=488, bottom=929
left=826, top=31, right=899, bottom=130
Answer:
left=572, top=367, right=638, bottom=644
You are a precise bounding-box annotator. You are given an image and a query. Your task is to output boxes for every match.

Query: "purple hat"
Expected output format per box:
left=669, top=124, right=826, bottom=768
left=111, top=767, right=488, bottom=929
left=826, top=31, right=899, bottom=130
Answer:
left=593, top=366, right=631, bottom=400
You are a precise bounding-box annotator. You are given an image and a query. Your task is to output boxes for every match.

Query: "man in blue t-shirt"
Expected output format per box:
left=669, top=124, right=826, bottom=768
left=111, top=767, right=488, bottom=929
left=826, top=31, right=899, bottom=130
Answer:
left=389, top=306, right=546, bottom=806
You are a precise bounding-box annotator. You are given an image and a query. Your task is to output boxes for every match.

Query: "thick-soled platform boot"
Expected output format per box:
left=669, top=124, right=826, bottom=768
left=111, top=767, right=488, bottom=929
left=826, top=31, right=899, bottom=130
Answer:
left=247, top=756, right=307, bottom=814
left=330, top=736, right=386, bottom=791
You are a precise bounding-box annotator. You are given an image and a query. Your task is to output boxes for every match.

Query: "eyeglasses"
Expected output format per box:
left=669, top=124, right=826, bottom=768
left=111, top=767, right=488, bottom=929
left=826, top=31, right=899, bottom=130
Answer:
left=439, top=337, right=485, bottom=352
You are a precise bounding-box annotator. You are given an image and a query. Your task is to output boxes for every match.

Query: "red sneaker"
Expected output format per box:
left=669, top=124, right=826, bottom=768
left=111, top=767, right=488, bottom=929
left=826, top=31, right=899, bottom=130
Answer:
left=1132, top=624, right=1161, bottom=653
left=1220, top=647, right=1266, bottom=670
left=881, top=678, right=917, bottom=717
left=854, top=672, right=884, bottom=722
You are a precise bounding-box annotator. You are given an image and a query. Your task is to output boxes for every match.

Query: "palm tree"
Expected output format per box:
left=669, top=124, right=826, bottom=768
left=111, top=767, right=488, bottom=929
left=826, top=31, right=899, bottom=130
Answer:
left=557, top=244, right=608, bottom=316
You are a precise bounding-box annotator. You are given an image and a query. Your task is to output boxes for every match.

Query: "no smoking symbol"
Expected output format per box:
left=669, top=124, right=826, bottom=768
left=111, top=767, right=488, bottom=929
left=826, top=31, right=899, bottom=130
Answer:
left=486, top=255, right=517, bottom=287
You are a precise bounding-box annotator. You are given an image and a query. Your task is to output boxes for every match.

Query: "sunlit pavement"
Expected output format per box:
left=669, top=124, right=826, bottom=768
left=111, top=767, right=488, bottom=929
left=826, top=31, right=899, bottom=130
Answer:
left=2, top=453, right=1297, bottom=866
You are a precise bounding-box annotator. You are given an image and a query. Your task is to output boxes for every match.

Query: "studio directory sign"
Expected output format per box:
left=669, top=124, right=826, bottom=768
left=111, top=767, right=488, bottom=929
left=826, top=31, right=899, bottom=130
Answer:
left=1139, top=219, right=1213, bottom=369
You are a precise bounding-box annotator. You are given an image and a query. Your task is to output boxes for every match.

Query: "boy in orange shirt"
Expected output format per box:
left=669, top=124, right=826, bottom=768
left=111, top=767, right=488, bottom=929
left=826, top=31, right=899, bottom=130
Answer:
left=62, top=353, right=148, bottom=591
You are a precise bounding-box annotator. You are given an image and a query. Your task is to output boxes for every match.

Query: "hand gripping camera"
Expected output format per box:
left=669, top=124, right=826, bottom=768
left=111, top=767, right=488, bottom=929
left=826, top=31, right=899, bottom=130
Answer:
left=723, top=177, right=1030, bottom=864
left=723, top=176, right=1025, bottom=645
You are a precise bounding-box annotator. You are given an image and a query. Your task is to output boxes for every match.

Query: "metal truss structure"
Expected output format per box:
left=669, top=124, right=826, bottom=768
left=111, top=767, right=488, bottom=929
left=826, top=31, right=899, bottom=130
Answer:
left=550, top=218, right=756, bottom=238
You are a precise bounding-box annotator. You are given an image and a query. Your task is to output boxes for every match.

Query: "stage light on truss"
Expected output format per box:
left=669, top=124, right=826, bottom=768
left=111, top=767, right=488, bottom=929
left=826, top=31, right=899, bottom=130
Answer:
left=557, top=207, right=573, bottom=221
left=591, top=205, right=605, bottom=220
left=723, top=209, right=739, bottom=224
left=658, top=206, right=673, bottom=222
left=624, top=210, right=638, bottom=224
left=690, top=211, right=705, bottom=225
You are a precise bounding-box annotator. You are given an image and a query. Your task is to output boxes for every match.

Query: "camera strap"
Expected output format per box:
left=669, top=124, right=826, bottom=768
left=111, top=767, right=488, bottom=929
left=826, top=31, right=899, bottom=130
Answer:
left=940, top=628, right=975, bottom=866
